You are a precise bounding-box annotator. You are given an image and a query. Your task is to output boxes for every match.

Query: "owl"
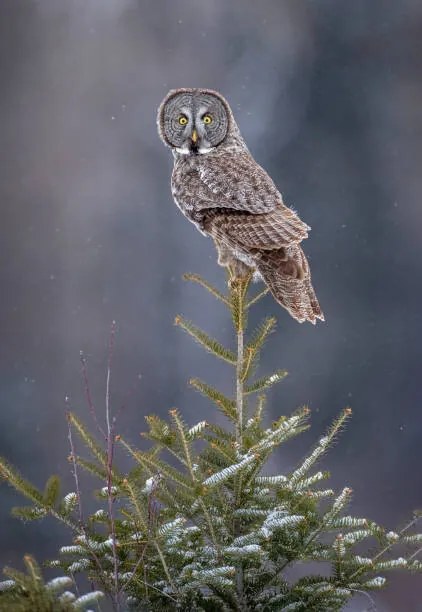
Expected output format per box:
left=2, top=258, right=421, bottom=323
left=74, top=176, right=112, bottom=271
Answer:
left=157, top=88, right=324, bottom=324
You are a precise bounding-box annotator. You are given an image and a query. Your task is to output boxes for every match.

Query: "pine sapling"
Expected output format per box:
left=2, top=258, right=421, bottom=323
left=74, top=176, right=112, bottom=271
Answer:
left=0, top=270, right=420, bottom=611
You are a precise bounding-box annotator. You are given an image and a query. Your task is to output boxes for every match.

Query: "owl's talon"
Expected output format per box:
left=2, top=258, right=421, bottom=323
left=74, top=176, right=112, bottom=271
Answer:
left=228, top=275, right=238, bottom=289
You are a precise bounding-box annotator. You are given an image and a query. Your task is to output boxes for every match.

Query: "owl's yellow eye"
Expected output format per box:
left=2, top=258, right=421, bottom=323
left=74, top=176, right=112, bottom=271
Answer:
left=178, top=115, right=188, bottom=125
left=202, top=114, right=213, bottom=124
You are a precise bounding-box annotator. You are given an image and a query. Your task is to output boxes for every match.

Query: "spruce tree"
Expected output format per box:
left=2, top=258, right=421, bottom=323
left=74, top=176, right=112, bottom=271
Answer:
left=0, top=271, right=421, bottom=611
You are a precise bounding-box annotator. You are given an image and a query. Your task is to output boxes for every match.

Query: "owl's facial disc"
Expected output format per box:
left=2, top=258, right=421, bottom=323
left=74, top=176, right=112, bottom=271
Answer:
left=159, top=90, right=230, bottom=155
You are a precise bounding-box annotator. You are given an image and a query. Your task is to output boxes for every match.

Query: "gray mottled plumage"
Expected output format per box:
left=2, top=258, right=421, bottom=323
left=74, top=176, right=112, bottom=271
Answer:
left=157, top=88, right=324, bottom=324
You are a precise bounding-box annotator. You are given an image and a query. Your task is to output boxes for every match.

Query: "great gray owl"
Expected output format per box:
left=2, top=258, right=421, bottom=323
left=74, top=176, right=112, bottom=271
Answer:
left=157, top=88, right=324, bottom=324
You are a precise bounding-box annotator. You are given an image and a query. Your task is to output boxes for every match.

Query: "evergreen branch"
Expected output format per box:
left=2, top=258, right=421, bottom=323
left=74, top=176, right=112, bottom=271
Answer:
left=153, top=540, right=178, bottom=595
left=122, top=478, right=148, bottom=532
left=169, top=408, right=196, bottom=481
left=329, top=516, right=371, bottom=530
left=1, top=555, right=103, bottom=611
left=290, top=408, right=352, bottom=484
left=286, top=486, right=354, bottom=579
left=183, top=273, right=230, bottom=305
left=67, top=413, right=84, bottom=526
left=192, top=566, right=236, bottom=582
left=306, top=489, right=335, bottom=500
left=263, top=512, right=305, bottom=532
left=67, top=411, right=115, bottom=599
left=119, top=439, right=193, bottom=492
left=141, top=415, right=189, bottom=468
left=0, top=458, right=44, bottom=506
left=175, top=316, right=236, bottom=364
left=245, top=395, right=266, bottom=429
left=203, top=586, right=238, bottom=610
left=255, top=475, right=289, bottom=487
left=241, top=410, right=310, bottom=494
left=203, top=454, right=256, bottom=487
left=67, top=412, right=107, bottom=472
left=341, top=529, right=375, bottom=545
left=403, top=533, right=422, bottom=545
left=74, top=456, right=108, bottom=481
left=73, top=591, right=105, bottom=609
left=204, top=438, right=237, bottom=465
left=143, top=414, right=176, bottom=447
left=245, top=370, right=288, bottom=395
left=205, top=423, right=236, bottom=443
left=190, top=378, right=237, bottom=421
left=240, top=345, right=254, bottom=382
left=128, top=466, right=180, bottom=511
left=324, top=487, right=354, bottom=526
left=157, top=517, right=187, bottom=539
left=253, top=409, right=310, bottom=455
left=233, top=508, right=269, bottom=519
left=42, top=475, right=61, bottom=507
left=246, top=287, right=270, bottom=309
left=0, top=457, right=81, bottom=533
left=187, top=420, right=208, bottom=440
left=9, top=554, right=42, bottom=587
left=11, top=505, right=49, bottom=521
left=229, top=274, right=251, bottom=333
left=295, top=471, right=330, bottom=491
left=198, top=500, right=222, bottom=552
left=348, top=514, right=422, bottom=582
left=246, top=317, right=277, bottom=362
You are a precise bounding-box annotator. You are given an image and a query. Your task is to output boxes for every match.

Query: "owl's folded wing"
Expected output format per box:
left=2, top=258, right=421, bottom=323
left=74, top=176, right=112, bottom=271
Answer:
left=196, top=152, right=280, bottom=213
left=204, top=207, right=310, bottom=248
left=192, top=152, right=309, bottom=244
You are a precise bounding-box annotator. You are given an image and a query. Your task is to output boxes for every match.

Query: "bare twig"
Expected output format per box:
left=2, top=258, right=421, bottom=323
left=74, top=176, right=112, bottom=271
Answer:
left=104, top=321, right=120, bottom=611
left=80, top=350, right=106, bottom=440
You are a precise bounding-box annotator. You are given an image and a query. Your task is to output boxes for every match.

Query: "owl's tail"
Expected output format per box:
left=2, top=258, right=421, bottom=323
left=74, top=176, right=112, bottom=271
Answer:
left=254, top=246, right=324, bottom=325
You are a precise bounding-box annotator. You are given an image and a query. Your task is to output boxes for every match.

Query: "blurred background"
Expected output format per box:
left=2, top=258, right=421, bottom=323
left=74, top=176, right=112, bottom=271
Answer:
left=0, top=1, right=421, bottom=610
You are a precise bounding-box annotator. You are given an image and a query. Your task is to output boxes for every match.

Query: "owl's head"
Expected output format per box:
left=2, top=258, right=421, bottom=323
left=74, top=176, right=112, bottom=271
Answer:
left=157, top=88, right=235, bottom=155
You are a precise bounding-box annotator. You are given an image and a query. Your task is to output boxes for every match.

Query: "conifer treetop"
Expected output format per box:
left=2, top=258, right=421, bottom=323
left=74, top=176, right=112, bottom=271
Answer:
left=0, top=270, right=420, bottom=611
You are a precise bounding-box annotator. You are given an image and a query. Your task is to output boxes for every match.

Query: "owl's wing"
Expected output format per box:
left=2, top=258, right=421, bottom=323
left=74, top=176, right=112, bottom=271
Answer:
left=196, top=153, right=279, bottom=213
left=193, top=153, right=309, bottom=243
left=204, top=207, right=309, bottom=248
left=204, top=211, right=324, bottom=323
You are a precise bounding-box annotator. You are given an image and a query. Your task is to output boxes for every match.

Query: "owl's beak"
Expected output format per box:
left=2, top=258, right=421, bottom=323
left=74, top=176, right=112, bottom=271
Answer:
left=191, top=129, right=198, bottom=144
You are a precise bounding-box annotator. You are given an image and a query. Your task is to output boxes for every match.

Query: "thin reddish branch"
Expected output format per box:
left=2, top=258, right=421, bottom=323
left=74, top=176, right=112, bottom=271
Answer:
left=105, top=321, right=121, bottom=611
left=80, top=350, right=106, bottom=440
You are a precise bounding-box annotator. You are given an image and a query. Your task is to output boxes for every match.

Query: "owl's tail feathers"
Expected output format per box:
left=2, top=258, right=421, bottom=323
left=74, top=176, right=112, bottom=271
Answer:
left=254, top=249, right=324, bottom=325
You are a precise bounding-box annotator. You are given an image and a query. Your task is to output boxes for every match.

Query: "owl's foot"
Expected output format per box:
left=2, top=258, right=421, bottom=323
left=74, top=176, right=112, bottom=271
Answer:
left=227, top=262, right=253, bottom=288
left=213, top=240, right=253, bottom=286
